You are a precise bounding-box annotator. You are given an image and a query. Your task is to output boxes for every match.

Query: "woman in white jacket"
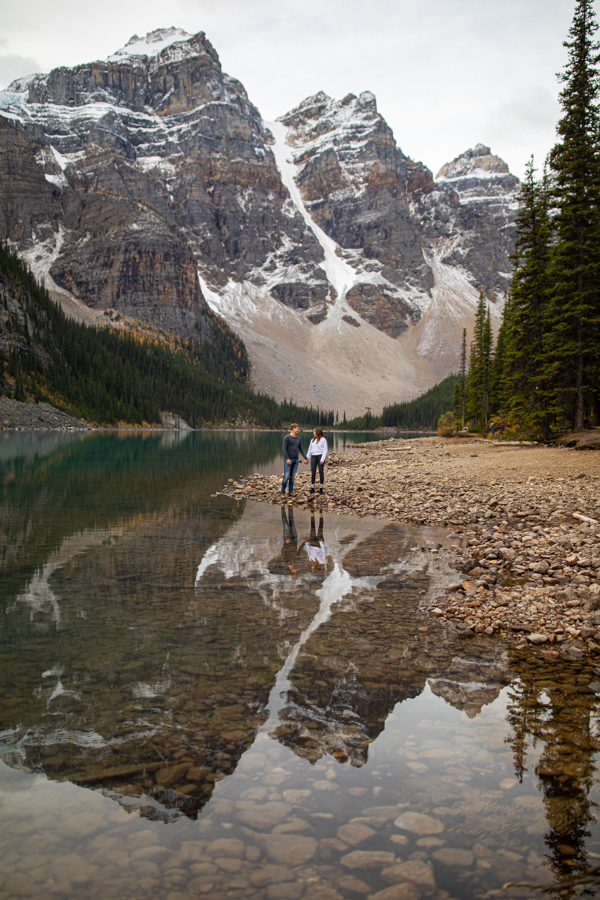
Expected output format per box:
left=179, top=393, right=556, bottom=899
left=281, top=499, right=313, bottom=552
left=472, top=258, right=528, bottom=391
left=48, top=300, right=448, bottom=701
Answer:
left=305, top=427, right=328, bottom=494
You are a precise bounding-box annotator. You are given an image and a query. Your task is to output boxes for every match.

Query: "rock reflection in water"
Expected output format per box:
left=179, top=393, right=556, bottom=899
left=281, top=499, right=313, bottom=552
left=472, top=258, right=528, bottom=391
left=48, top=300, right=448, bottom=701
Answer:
left=0, top=501, right=477, bottom=822
left=271, top=520, right=510, bottom=768
left=3, top=459, right=600, bottom=897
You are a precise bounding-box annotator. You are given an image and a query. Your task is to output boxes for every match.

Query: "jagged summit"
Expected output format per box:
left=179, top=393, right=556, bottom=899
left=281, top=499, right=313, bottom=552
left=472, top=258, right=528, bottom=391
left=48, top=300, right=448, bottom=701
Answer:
left=5, top=28, right=206, bottom=95
left=3, top=28, right=246, bottom=117
left=432, top=144, right=519, bottom=214
left=436, top=144, right=512, bottom=182
left=280, top=90, right=378, bottom=130
left=107, top=27, right=194, bottom=62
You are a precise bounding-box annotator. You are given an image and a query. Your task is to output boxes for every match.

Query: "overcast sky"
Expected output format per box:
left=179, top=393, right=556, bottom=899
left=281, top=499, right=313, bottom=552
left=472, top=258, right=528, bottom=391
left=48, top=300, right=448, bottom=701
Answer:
left=0, top=0, right=592, bottom=178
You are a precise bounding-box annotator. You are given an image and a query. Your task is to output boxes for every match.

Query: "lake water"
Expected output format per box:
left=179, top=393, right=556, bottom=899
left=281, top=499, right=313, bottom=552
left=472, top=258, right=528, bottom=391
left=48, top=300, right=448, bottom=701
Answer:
left=1, top=431, right=600, bottom=900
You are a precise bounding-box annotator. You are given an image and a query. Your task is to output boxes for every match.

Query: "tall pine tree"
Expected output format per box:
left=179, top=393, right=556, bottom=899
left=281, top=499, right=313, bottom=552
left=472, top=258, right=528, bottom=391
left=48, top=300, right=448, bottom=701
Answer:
left=488, top=313, right=506, bottom=419
left=466, top=295, right=493, bottom=426
left=452, top=328, right=467, bottom=430
left=547, top=0, right=600, bottom=429
left=502, top=159, right=553, bottom=438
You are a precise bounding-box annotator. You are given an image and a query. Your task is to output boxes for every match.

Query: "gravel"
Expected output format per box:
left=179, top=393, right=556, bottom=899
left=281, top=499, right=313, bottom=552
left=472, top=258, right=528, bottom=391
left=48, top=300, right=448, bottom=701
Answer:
left=0, top=397, right=89, bottom=430
left=219, top=435, right=600, bottom=657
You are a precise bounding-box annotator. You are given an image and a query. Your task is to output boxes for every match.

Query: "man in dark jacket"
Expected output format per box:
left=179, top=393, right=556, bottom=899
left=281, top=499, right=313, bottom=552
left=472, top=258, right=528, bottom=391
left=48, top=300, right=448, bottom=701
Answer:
left=281, top=424, right=307, bottom=499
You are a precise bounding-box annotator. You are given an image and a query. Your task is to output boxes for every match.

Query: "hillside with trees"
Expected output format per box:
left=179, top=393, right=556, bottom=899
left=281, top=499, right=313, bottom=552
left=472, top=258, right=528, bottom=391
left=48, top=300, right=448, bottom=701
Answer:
left=445, top=0, right=600, bottom=439
left=0, top=243, right=334, bottom=428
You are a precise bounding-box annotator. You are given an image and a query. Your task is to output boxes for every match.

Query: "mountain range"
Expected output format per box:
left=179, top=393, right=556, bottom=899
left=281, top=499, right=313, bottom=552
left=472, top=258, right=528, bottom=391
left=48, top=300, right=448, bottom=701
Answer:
left=0, top=27, right=520, bottom=415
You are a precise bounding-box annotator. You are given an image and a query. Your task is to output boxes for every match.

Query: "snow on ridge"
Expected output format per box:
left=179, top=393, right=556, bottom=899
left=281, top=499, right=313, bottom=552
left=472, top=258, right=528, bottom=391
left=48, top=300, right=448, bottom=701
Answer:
left=436, top=168, right=508, bottom=183
left=0, top=89, right=29, bottom=123
left=4, top=73, right=40, bottom=94
left=436, top=145, right=512, bottom=182
left=268, top=119, right=357, bottom=311
left=279, top=92, right=383, bottom=201
left=107, top=27, right=194, bottom=62
left=281, top=91, right=378, bottom=147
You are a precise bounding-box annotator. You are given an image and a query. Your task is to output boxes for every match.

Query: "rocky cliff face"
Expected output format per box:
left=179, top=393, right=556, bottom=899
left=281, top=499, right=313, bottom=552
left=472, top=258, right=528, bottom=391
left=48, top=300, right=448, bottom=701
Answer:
left=0, top=28, right=520, bottom=412
left=0, top=28, right=325, bottom=337
left=280, top=91, right=433, bottom=337
left=414, top=143, right=520, bottom=300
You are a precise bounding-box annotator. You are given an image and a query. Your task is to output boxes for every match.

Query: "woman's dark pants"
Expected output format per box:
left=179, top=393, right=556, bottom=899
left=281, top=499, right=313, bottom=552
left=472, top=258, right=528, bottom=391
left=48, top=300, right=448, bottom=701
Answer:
left=310, top=455, right=324, bottom=486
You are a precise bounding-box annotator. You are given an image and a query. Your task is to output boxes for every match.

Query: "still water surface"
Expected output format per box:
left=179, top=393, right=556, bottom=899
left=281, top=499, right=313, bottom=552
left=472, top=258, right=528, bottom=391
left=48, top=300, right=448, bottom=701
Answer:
left=1, top=432, right=600, bottom=900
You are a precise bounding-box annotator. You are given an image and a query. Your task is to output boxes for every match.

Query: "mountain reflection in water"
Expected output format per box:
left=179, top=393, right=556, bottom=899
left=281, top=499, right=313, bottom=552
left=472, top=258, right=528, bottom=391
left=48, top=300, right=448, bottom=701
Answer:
left=1, top=433, right=600, bottom=900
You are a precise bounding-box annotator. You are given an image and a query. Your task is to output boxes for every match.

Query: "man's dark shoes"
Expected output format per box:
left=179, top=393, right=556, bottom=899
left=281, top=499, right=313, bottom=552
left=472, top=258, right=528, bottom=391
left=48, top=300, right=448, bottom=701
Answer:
left=319, top=488, right=324, bottom=495
left=309, top=487, right=315, bottom=494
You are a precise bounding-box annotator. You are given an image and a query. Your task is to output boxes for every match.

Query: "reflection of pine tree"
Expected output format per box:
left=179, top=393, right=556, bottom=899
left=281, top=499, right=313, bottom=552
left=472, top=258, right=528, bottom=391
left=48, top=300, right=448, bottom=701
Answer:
left=536, top=683, right=598, bottom=885
left=505, top=657, right=600, bottom=887
left=505, top=678, right=543, bottom=782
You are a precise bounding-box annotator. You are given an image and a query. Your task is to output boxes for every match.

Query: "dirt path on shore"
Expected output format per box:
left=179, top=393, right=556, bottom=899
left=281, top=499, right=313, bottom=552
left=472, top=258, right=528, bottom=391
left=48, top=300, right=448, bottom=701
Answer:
left=220, top=435, right=600, bottom=659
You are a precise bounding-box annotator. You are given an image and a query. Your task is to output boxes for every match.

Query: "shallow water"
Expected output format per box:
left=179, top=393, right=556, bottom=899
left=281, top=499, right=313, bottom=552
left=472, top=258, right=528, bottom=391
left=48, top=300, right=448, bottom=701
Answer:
left=1, top=432, right=600, bottom=900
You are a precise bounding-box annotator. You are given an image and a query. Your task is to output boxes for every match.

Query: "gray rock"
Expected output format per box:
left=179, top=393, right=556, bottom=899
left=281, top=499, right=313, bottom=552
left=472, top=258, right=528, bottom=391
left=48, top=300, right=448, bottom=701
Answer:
left=1, top=38, right=519, bottom=360
left=394, top=811, right=444, bottom=835
left=341, top=850, right=396, bottom=869
left=432, top=847, right=474, bottom=867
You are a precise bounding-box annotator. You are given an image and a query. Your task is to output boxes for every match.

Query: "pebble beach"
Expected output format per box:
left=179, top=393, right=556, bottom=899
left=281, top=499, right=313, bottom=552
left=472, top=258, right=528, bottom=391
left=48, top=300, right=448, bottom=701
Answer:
left=220, top=435, right=600, bottom=658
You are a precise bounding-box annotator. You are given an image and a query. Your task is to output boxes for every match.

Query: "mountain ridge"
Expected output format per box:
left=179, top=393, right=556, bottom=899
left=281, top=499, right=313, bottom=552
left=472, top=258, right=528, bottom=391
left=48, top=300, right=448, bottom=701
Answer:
left=0, top=27, right=520, bottom=415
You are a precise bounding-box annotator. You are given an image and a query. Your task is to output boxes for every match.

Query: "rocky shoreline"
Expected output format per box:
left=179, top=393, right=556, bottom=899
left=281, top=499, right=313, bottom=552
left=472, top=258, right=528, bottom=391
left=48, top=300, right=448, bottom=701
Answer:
left=219, top=435, right=600, bottom=659
left=0, top=397, right=89, bottom=430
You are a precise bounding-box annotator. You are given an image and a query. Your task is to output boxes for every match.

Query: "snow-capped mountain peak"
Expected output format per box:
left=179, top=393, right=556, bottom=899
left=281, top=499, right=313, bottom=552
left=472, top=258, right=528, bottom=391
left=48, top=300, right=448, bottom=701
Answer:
left=107, top=27, right=194, bottom=62
left=436, top=144, right=511, bottom=182
left=0, top=28, right=521, bottom=415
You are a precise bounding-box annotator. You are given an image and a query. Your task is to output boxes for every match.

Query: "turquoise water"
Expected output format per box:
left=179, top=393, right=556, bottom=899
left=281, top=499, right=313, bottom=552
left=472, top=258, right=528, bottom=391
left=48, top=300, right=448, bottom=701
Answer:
left=1, top=432, right=600, bottom=900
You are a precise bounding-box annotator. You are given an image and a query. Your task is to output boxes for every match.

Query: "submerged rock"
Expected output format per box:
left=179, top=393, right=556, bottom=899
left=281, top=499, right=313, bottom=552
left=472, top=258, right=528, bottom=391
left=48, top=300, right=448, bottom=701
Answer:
left=393, top=812, right=444, bottom=835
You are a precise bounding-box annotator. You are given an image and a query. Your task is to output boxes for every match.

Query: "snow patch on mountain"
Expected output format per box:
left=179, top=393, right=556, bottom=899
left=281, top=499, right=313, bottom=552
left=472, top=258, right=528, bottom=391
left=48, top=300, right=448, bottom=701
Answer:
left=198, top=271, right=438, bottom=416
left=436, top=143, right=510, bottom=180
left=107, top=28, right=194, bottom=62
left=281, top=91, right=383, bottom=204
left=268, top=119, right=357, bottom=314
left=434, top=144, right=520, bottom=207
left=18, top=226, right=65, bottom=287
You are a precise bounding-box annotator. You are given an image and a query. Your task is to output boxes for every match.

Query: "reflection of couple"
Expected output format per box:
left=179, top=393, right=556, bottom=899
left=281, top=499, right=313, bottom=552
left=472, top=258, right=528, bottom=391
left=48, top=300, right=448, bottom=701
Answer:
left=269, top=508, right=327, bottom=577
left=301, top=514, right=326, bottom=574
left=280, top=506, right=300, bottom=576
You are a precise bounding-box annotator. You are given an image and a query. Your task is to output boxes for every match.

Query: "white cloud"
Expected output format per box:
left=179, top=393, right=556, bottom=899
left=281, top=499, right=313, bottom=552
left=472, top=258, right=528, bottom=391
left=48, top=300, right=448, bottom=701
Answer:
left=483, top=85, right=561, bottom=173
left=0, top=37, right=41, bottom=89
left=0, top=54, right=42, bottom=89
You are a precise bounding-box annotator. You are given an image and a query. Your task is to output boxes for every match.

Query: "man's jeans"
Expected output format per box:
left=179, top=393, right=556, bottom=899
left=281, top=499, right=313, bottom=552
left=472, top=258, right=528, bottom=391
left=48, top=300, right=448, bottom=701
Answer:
left=282, top=457, right=299, bottom=494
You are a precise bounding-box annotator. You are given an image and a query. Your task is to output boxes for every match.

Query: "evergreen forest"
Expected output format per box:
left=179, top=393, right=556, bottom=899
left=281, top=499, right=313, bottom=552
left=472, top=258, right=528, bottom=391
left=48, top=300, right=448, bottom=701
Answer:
left=343, top=376, right=459, bottom=431
left=0, top=243, right=335, bottom=428
left=450, top=0, right=600, bottom=439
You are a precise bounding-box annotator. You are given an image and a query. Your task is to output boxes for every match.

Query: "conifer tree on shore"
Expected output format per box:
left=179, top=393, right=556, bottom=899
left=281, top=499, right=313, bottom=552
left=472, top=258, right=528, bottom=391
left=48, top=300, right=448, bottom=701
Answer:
left=547, top=0, right=600, bottom=429
left=466, top=295, right=493, bottom=426
left=502, top=159, right=553, bottom=438
left=488, top=314, right=506, bottom=420
left=452, top=328, right=467, bottom=430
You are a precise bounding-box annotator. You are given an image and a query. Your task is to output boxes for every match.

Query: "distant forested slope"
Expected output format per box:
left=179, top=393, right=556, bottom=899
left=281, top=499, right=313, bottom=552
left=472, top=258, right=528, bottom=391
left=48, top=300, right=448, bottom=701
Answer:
left=0, top=244, right=334, bottom=427
left=344, top=376, right=459, bottom=430
left=382, top=376, right=459, bottom=429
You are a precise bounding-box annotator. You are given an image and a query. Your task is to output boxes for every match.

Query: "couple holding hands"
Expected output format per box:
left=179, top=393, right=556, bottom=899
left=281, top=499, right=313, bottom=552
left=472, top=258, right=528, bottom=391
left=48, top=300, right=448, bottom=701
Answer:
left=281, top=424, right=328, bottom=499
